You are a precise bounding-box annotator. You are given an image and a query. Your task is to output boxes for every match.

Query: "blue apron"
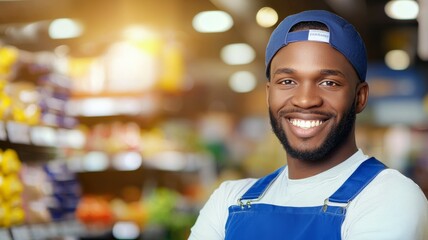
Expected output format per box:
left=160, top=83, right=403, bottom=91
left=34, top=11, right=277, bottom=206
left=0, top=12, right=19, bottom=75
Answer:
left=225, top=158, right=386, bottom=240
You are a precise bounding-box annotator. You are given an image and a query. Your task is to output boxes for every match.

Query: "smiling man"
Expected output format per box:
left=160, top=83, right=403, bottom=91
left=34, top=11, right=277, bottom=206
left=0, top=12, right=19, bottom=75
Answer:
left=189, top=10, right=428, bottom=240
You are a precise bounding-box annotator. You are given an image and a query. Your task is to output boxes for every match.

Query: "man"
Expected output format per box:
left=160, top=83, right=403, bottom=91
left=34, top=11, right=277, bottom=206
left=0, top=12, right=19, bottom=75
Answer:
left=189, top=10, right=428, bottom=240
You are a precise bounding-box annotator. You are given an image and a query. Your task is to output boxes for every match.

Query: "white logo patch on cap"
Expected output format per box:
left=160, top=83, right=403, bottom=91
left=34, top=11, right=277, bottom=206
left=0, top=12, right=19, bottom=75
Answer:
left=308, top=30, right=330, bottom=43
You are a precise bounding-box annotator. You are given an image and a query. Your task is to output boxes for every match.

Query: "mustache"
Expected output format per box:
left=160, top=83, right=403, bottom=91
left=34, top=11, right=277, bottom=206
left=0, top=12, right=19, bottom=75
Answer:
left=278, top=108, right=335, bottom=118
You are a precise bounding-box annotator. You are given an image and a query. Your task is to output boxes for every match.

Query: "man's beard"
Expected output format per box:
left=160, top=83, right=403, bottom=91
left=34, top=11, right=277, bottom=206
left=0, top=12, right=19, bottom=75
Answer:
left=269, top=101, right=356, bottom=163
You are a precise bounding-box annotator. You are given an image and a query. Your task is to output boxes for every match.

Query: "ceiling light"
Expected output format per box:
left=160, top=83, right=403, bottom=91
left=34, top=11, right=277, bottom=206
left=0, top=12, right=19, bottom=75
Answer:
left=229, top=71, right=257, bottom=93
left=192, top=11, right=233, bottom=33
left=385, top=49, right=410, bottom=70
left=385, top=0, right=419, bottom=20
left=49, top=18, right=84, bottom=39
left=256, top=7, right=279, bottom=28
left=220, top=43, right=255, bottom=65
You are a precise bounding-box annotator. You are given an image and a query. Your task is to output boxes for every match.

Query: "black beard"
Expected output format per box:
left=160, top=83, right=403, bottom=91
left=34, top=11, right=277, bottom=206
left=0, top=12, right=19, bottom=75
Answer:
left=269, top=101, right=356, bottom=163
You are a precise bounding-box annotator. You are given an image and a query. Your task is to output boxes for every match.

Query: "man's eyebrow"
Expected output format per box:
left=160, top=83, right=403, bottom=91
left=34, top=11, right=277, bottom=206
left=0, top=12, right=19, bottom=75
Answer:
left=320, top=69, right=345, bottom=77
left=273, top=67, right=295, bottom=76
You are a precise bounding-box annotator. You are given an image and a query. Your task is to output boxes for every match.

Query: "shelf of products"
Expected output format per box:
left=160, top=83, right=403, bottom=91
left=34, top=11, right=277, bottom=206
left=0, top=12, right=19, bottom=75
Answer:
left=1, top=219, right=84, bottom=240
left=0, top=40, right=213, bottom=240
left=0, top=44, right=84, bottom=239
left=0, top=119, right=211, bottom=240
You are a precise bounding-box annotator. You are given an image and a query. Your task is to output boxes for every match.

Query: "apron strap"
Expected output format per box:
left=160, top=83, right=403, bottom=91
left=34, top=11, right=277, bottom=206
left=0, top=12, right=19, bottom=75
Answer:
left=240, top=157, right=386, bottom=204
left=328, top=157, right=386, bottom=204
left=240, top=166, right=285, bottom=201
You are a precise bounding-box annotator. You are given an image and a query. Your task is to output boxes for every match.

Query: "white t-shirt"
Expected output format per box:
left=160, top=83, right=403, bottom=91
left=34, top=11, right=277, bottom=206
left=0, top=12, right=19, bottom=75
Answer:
left=189, top=150, right=428, bottom=240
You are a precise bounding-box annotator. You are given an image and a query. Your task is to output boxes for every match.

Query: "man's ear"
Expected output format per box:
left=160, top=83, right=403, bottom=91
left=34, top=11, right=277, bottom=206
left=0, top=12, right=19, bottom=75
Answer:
left=356, top=82, right=369, bottom=113
left=266, top=82, right=271, bottom=107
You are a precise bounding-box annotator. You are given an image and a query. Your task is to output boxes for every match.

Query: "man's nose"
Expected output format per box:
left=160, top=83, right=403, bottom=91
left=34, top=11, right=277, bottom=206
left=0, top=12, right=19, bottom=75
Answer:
left=290, top=84, right=323, bottom=109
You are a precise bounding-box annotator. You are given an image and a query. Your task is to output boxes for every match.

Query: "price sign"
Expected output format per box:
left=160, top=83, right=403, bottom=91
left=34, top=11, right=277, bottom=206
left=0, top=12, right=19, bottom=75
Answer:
left=30, top=126, right=57, bottom=147
left=10, top=225, right=31, bottom=240
left=0, top=121, right=6, bottom=141
left=0, top=229, right=12, bottom=240
left=72, top=220, right=86, bottom=236
left=30, top=224, right=49, bottom=240
left=6, top=121, right=31, bottom=144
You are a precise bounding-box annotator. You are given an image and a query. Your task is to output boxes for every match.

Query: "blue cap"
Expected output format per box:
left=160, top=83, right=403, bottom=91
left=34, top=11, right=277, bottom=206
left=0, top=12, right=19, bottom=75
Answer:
left=265, top=10, right=367, bottom=82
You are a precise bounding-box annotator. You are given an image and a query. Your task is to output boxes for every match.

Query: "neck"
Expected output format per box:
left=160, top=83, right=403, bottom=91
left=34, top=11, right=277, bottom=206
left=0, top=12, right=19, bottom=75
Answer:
left=286, top=141, right=358, bottom=179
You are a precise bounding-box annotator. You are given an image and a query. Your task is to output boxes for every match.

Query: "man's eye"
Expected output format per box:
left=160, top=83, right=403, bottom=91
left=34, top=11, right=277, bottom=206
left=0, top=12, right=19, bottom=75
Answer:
left=320, top=81, right=338, bottom=86
left=279, top=79, right=294, bottom=85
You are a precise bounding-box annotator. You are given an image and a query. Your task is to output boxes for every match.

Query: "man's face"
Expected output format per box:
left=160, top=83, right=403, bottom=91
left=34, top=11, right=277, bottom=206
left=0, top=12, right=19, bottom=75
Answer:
left=266, top=41, right=366, bottom=163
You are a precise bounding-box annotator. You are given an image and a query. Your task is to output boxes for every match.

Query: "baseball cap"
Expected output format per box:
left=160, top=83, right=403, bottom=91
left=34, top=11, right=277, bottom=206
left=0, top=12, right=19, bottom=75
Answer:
left=265, top=10, right=367, bottom=82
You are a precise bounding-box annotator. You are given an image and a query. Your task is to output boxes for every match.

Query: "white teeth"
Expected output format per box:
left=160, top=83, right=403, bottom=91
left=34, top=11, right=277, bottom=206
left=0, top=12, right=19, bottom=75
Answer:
left=290, top=119, right=323, bottom=129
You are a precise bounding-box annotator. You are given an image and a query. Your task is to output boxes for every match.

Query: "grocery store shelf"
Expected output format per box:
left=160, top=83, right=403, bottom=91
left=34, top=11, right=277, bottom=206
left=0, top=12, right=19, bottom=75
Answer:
left=0, top=219, right=85, bottom=240
left=0, top=139, right=58, bottom=163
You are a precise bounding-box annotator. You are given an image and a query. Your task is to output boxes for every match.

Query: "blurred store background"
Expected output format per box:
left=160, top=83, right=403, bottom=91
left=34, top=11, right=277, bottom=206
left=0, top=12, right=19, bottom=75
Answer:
left=0, top=0, right=427, bottom=239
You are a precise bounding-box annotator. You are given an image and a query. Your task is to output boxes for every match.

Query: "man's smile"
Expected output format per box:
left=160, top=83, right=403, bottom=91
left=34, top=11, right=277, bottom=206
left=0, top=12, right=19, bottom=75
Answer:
left=284, top=117, right=329, bottom=139
left=289, top=119, right=324, bottom=129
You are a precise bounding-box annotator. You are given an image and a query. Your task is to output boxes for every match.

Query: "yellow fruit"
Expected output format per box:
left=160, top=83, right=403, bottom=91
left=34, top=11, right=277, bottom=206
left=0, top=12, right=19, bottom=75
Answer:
left=9, top=207, right=25, bottom=226
left=0, top=175, right=23, bottom=199
left=0, top=202, right=10, bottom=227
left=0, top=93, right=11, bottom=119
left=0, top=46, right=18, bottom=69
left=12, top=106, right=27, bottom=123
left=0, top=149, right=21, bottom=174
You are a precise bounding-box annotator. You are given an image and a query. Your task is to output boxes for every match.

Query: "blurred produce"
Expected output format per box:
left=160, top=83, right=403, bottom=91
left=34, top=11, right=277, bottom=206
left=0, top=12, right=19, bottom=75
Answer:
left=76, top=196, right=114, bottom=228
left=43, top=161, right=81, bottom=221
left=0, top=149, right=25, bottom=227
left=144, top=188, right=197, bottom=240
left=74, top=187, right=198, bottom=240
left=21, top=164, right=52, bottom=224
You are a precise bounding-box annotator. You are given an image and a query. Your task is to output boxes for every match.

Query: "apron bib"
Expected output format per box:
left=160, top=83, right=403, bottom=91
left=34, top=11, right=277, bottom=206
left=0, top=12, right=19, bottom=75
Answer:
left=225, top=158, right=386, bottom=240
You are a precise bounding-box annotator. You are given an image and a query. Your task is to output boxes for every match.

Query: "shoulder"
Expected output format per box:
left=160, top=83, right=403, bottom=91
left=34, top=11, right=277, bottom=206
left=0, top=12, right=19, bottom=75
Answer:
left=354, top=167, right=427, bottom=213
left=214, top=178, right=258, bottom=205
left=369, top=168, right=426, bottom=202
left=195, top=177, right=258, bottom=220
left=370, top=168, right=428, bottom=213
left=343, top=168, right=428, bottom=239
left=188, top=178, right=258, bottom=240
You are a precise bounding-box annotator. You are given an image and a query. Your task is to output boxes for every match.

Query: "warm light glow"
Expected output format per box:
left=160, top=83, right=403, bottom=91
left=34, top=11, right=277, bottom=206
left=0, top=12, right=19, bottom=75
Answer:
left=106, top=42, right=159, bottom=92
left=229, top=71, right=257, bottom=93
left=220, top=43, right=255, bottom=65
left=192, top=11, right=233, bottom=33
left=49, top=18, right=84, bottom=39
left=256, top=7, right=279, bottom=28
left=385, top=49, right=410, bottom=70
left=385, top=0, right=419, bottom=20
left=123, top=26, right=156, bottom=42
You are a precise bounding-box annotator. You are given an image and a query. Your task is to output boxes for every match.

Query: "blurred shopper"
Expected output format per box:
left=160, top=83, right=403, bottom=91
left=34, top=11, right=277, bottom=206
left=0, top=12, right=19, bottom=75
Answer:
left=189, top=10, right=428, bottom=240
